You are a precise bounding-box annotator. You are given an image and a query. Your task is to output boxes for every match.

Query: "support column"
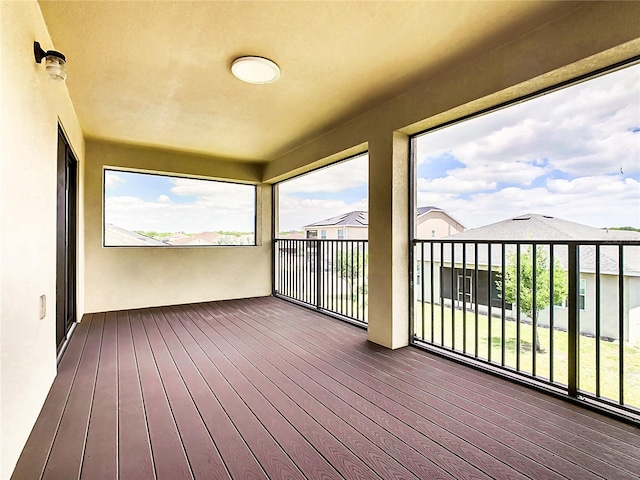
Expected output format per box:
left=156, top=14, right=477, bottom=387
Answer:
left=367, top=131, right=410, bottom=349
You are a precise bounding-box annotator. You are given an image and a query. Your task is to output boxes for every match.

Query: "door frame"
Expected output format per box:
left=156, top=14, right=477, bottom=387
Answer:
left=56, top=125, right=78, bottom=352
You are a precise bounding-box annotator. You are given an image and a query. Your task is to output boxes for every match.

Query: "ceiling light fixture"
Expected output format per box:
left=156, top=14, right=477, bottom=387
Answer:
left=34, top=41, right=67, bottom=81
left=231, top=56, right=280, bottom=84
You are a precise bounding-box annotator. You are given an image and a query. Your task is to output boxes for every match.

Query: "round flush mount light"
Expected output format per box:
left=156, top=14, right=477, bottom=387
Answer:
left=231, top=56, right=280, bottom=84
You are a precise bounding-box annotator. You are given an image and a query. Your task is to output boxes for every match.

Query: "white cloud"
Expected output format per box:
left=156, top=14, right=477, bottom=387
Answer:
left=415, top=64, right=640, bottom=229
left=104, top=171, right=125, bottom=189
left=417, top=176, right=496, bottom=194
left=170, top=178, right=255, bottom=212
left=105, top=180, right=257, bottom=233
left=417, top=64, right=639, bottom=178
left=279, top=154, right=368, bottom=195
left=276, top=154, right=369, bottom=231
left=418, top=175, right=639, bottom=229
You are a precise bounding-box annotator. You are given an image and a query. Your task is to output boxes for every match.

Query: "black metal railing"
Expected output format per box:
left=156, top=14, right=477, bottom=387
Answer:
left=412, top=239, right=640, bottom=416
left=275, top=239, right=368, bottom=326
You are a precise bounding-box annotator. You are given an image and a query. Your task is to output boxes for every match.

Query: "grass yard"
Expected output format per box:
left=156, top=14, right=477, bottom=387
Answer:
left=414, top=302, right=640, bottom=409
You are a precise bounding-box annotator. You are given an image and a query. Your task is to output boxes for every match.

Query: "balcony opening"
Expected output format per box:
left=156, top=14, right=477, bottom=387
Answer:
left=410, top=61, right=640, bottom=418
left=274, top=153, right=369, bottom=325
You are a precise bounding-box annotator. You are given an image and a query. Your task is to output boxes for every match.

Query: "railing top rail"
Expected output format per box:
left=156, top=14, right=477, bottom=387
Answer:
left=275, top=238, right=369, bottom=243
left=412, top=239, right=640, bottom=246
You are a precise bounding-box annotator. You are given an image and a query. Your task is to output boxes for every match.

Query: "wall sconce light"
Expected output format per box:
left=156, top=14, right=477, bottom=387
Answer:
left=34, top=41, right=67, bottom=81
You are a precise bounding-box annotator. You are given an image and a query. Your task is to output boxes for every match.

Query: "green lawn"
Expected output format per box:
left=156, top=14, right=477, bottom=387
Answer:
left=414, top=302, right=640, bottom=409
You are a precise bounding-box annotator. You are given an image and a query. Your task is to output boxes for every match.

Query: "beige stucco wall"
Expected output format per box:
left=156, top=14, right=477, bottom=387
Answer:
left=83, top=140, right=271, bottom=313
left=264, top=2, right=640, bottom=348
left=416, top=212, right=465, bottom=239
left=0, top=2, right=85, bottom=477
left=305, top=225, right=368, bottom=240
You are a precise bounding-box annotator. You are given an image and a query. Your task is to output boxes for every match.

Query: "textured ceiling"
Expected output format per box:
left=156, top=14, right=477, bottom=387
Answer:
left=38, top=1, right=581, bottom=162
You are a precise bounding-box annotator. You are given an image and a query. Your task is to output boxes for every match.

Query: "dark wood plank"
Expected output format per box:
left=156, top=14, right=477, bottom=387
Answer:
left=344, top=336, right=640, bottom=477
left=128, top=309, right=193, bottom=480
left=200, top=302, right=422, bottom=480
left=216, top=300, right=536, bottom=480
left=42, top=313, right=104, bottom=480
left=141, top=308, right=231, bottom=479
left=80, top=313, right=118, bottom=479
left=164, top=305, right=306, bottom=480
left=252, top=298, right=637, bottom=479
left=173, top=304, right=343, bottom=480
left=11, top=315, right=92, bottom=480
left=116, top=310, right=155, bottom=480
left=185, top=305, right=380, bottom=480
left=14, top=297, right=639, bottom=480
left=208, top=302, right=457, bottom=480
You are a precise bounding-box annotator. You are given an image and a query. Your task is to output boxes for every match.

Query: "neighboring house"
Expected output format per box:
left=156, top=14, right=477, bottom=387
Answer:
left=303, top=211, right=368, bottom=240
left=303, top=207, right=465, bottom=240
left=416, top=206, right=466, bottom=238
left=104, top=224, right=169, bottom=247
left=278, top=231, right=306, bottom=240
left=167, top=231, right=221, bottom=246
left=416, top=214, right=640, bottom=341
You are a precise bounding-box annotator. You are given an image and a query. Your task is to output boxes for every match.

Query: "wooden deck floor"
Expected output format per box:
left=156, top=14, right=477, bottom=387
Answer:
left=12, top=296, right=639, bottom=480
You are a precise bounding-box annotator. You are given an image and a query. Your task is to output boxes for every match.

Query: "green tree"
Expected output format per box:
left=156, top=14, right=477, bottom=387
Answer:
left=334, top=250, right=368, bottom=295
left=502, top=245, right=567, bottom=352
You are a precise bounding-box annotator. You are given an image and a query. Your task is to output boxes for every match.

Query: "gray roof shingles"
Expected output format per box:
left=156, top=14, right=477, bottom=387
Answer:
left=421, top=214, right=640, bottom=276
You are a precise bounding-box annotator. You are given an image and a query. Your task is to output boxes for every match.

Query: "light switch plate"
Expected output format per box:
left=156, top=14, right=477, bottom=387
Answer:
left=39, top=295, right=46, bottom=319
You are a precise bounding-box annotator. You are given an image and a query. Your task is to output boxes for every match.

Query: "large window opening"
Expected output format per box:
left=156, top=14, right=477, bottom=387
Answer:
left=274, top=153, right=369, bottom=325
left=104, top=169, right=256, bottom=247
left=411, top=62, right=640, bottom=415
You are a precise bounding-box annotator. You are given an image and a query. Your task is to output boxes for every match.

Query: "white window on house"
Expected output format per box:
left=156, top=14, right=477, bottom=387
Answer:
left=457, top=274, right=472, bottom=303
left=431, top=230, right=436, bottom=238
left=307, top=230, right=318, bottom=239
left=338, top=229, right=345, bottom=239
left=321, top=229, right=327, bottom=239
left=103, top=169, right=256, bottom=247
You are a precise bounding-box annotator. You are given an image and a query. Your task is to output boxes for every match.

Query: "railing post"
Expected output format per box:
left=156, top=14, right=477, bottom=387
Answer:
left=316, top=239, right=322, bottom=310
left=568, top=242, right=579, bottom=397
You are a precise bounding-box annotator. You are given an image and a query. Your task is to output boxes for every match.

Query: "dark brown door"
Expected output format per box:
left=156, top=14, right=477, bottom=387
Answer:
left=56, top=127, right=77, bottom=350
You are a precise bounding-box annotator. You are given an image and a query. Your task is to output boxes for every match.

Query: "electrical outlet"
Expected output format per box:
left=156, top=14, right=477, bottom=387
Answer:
left=39, top=295, right=46, bottom=319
